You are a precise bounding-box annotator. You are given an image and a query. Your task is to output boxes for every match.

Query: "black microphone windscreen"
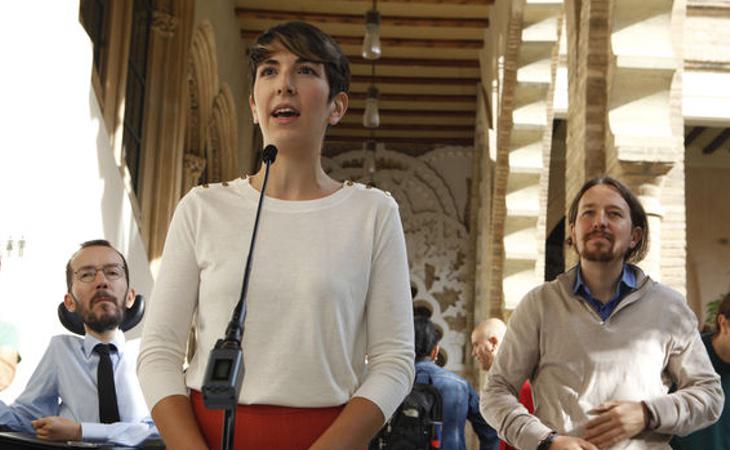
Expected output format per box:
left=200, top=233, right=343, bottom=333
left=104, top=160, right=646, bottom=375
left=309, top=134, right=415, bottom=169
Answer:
left=262, top=145, right=278, bottom=164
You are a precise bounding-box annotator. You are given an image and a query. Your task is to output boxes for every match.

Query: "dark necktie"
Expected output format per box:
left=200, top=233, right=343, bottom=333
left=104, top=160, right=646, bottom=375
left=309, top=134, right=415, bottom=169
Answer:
left=93, top=344, right=120, bottom=423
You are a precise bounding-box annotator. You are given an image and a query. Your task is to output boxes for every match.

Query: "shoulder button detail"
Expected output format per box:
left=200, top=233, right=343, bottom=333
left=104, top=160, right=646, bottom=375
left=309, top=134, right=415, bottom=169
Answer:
left=222, top=181, right=229, bottom=187
left=346, top=180, right=354, bottom=186
left=385, top=191, right=391, bottom=196
left=202, top=183, right=210, bottom=189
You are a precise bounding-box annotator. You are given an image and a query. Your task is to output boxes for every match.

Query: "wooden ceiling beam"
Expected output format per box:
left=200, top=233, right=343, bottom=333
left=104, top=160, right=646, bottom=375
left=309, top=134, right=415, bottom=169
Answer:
left=348, top=55, right=478, bottom=67
left=235, top=8, right=489, bottom=28
left=684, top=126, right=706, bottom=146
left=348, top=92, right=475, bottom=102
left=703, top=128, right=730, bottom=154
left=350, top=74, right=478, bottom=85
left=348, top=108, right=474, bottom=117
left=241, top=30, right=483, bottom=49
left=325, top=135, right=474, bottom=145
left=334, top=123, right=474, bottom=131
left=336, top=0, right=494, bottom=4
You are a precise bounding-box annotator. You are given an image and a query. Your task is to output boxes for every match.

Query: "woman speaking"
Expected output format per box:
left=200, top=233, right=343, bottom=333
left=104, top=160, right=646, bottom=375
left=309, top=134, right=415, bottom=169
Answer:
left=137, top=21, right=415, bottom=450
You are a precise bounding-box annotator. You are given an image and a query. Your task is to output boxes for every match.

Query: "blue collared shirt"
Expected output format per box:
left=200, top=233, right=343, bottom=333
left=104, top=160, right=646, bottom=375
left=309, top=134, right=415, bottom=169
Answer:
left=415, top=360, right=499, bottom=450
left=573, top=264, right=637, bottom=321
left=0, top=331, right=157, bottom=447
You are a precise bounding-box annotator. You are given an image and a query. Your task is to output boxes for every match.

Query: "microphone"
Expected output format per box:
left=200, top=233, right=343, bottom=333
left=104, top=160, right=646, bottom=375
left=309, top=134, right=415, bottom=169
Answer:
left=201, top=144, right=277, bottom=450
left=262, top=144, right=277, bottom=164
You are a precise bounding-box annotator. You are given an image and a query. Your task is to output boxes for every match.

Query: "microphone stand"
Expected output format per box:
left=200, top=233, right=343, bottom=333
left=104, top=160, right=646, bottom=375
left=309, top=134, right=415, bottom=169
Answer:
left=201, top=145, right=278, bottom=450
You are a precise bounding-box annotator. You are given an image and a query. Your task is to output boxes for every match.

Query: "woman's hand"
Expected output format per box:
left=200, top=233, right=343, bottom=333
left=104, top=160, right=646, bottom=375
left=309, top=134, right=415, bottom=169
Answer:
left=308, top=397, right=384, bottom=450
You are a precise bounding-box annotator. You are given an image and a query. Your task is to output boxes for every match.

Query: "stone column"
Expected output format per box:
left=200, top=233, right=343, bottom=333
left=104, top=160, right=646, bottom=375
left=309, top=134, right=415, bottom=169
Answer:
left=616, top=170, right=669, bottom=281
left=535, top=14, right=564, bottom=281
left=470, top=86, right=491, bottom=332
left=489, top=8, right=523, bottom=318
left=562, top=0, right=612, bottom=269
left=606, top=0, right=686, bottom=294
left=563, top=0, right=611, bottom=198
left=138, top=0, right=195, bottom=268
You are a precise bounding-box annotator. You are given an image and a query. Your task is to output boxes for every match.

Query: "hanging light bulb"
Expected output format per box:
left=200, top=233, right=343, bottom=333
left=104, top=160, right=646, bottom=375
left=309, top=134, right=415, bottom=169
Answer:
left=363, top=85, right=380, bottom=128
left=362, top=9, right=381, bottom=60
left=366, top=140, right=377, bottom=174
left=361, top=139, right=377, bottom=186
left=361, top=139, right=377, bottom=181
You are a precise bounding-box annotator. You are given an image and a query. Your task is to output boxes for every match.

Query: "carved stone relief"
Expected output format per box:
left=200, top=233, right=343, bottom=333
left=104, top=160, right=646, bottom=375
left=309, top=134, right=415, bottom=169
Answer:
left=183, top=21, right=223, bottom=191
left=182, top=153, right=206, bottom=194
left=324, top=146, right=474, bottom=372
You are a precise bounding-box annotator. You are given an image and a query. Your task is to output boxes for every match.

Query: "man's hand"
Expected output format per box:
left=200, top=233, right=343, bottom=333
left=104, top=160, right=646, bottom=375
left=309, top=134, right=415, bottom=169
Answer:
left=549, top=435, right=599, bottom=449
left=32, top=416, right=82, bottom=441
left=583, top=400, right=648, bottom=449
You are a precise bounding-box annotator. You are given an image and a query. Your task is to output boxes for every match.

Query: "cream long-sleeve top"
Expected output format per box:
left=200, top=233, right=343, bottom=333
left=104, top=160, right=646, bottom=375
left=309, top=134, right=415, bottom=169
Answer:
left=481, top=265, right=723, bottom=450
left=137, top=178, right=415, bottom=420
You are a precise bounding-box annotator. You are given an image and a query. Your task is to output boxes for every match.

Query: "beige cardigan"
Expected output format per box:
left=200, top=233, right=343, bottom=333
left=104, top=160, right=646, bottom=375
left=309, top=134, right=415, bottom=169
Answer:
left=481, top=266, right=723, bottom=450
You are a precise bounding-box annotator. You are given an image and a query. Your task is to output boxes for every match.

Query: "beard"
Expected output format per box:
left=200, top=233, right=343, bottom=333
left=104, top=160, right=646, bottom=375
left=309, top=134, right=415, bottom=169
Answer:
left=72, top=291, right=126, bottom=333
left=579, top=231, right=619, bottom=262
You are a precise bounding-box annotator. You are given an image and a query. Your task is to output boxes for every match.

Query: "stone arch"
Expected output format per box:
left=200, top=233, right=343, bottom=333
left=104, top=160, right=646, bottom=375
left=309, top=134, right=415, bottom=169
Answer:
left=206, top=83, right=239, bottom=182
left=183, top=20, right=220, bottom=191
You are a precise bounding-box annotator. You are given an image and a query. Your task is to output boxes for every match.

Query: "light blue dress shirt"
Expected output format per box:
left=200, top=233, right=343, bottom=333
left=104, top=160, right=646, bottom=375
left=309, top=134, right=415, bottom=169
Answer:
left=0, top=331, right=158, bottom=447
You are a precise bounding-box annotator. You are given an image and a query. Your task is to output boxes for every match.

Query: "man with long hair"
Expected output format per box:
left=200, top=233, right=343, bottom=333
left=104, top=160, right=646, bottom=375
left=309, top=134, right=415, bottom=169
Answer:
left=481, top=176, right=723, bottom=450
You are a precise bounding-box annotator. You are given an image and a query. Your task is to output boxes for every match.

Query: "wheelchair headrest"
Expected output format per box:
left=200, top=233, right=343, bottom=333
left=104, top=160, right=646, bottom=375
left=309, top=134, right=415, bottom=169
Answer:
left=57, top=294, right=145, bottom=335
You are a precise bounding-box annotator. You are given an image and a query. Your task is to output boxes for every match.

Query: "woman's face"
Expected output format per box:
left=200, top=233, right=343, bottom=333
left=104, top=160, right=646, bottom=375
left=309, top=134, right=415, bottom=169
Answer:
left=249, top=44, right=347, bottom=153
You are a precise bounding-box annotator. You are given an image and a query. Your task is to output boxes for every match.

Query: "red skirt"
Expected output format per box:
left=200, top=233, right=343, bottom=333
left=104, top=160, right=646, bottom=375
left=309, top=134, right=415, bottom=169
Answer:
left=190, top=390, right=345, bottom=449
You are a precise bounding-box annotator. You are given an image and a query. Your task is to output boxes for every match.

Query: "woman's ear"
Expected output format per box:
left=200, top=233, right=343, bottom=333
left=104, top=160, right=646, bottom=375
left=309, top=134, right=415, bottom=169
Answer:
left=328, top=92, right=349, bottom=126
left=249, top=95, right=259, bottom=124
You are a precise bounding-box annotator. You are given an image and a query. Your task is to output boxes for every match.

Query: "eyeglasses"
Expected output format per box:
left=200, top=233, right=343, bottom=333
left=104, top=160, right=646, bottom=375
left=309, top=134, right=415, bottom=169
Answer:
left=74, top=264, right=126, bottom=283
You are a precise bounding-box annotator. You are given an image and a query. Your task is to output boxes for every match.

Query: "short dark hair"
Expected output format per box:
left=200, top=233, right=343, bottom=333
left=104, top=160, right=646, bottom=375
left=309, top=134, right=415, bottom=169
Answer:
left=65, top=239, right=129, bottom=291
left=414, top=316, right=439, bottom=360
left=715, top=292, right=730, bottom=336
left=248, top=21, right=350, bottom=102
left=566, top=176, right=649, bottom=263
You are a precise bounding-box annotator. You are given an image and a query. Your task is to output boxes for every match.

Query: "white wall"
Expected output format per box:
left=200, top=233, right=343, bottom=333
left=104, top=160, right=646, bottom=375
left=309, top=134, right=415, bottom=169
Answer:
left=0, top=1, right=153, bottom=402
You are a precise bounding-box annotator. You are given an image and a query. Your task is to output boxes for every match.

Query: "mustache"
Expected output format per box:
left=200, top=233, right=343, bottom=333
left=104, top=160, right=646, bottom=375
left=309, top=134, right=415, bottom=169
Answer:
left=584, top=230, right=614, bottom=242
left=91, top=291, right=118, bottom=306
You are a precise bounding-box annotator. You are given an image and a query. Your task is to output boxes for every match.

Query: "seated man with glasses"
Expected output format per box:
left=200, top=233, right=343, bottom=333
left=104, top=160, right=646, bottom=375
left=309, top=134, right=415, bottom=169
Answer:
left=0, top=239, right=157, bottom=447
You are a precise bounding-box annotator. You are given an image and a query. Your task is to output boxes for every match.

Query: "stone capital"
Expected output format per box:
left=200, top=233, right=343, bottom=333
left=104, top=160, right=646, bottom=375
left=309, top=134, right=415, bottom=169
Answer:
left=152, top=11, right=178, bottom=38
left=183, top=153, right=206, bottom=190
left=618, top=162, right=671, bottom=218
